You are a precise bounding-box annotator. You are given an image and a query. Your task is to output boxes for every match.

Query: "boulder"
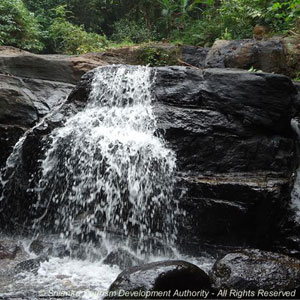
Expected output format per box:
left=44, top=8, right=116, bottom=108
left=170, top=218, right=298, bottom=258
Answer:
left=211, top=249, right=300, bottom=292
left=107, top=260, right=211, bottom=299
left=14, top=256, right=48, bottom=275
left=205, top=39, right=289, bottom=75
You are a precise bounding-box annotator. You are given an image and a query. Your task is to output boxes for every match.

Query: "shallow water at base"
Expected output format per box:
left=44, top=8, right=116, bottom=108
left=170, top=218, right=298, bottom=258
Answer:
left=0, top=237, right=214, bottom=300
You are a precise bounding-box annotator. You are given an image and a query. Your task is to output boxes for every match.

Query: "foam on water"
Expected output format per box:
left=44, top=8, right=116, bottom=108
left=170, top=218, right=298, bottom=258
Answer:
left=0, top=241, right=214, bottom=300
left=1, top=257, right=121, bottom=300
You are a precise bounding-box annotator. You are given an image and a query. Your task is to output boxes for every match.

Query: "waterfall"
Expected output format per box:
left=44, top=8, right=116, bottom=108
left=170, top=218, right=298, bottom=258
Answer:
left=31, top=66, right=178, bottom=254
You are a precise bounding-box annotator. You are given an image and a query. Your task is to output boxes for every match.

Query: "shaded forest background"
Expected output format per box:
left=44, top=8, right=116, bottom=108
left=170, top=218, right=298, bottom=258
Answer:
left=0, top=0, right=299, bottom=55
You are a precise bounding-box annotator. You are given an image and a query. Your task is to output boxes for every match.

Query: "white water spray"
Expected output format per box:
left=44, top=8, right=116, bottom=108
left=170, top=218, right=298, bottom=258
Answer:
left=33, top=66, right=178, bottom=253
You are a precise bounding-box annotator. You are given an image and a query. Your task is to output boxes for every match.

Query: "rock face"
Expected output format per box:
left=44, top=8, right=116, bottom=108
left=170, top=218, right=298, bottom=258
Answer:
left=0, top=73, right=74, bottom=167
left=211, top=249, right=300, bottom=292
left=0, top=40, right=294, bottom=169
left=205, top=39, right=288, bottom=75
left=69, top=66, right=299, bottom=250
left=107, top=260, right=211, bottom=299
left=0, top=46, right=116, bottom=168
left=0, top=65, right=299, bottom=252
left=153, top=67, right=298, bottom=249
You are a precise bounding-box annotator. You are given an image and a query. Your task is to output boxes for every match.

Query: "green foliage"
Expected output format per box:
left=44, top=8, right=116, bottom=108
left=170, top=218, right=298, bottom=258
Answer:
left=49, top=5, right=108, bottom=54
left=111, top=19, right=159, bottom=44
left=171, top=0, right=300, bottom=46
left=138, top=46, right=179, bottom=66
left=0, top=0, right=44, bottom=52
left=23, top=0, right=64, bottom=52
left=1, top=0, right=300, bottom=54
left=248, top=66, right=263, bottom=73
left=159, top=0, right=213, bottom=38
left=265, top=0, right=300, bottom=32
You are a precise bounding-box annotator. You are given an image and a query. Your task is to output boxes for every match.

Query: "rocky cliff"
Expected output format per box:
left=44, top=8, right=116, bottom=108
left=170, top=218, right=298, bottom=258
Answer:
left=1, top=65, right=299, bottom=255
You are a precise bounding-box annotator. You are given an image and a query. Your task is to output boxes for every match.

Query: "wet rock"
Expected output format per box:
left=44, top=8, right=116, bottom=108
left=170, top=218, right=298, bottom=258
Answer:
left=29, top=239, right=88, bottom=258
left=205, top=39, right=289, bottom=75
left=29, top=240, right=53, bottom=256
left=0, top=73, right=74, bottom=168
left=0, top=241, right=21, bottom=260
left=14, top=256, right=48, bottom=275
left=107, top=260, right=211, bottom=299
left=0, top=87, right=38, bottom=127
left=152, top=66, right=298, bottom=249
left=0, top=74, right=74, bottom=118
left=0, top=125, right=25, bottom=167
left=103, top=248, right=143, bottom=270
left=211, top=249, right=300, bottom=291
left=176, top=173, right=293, bottom=249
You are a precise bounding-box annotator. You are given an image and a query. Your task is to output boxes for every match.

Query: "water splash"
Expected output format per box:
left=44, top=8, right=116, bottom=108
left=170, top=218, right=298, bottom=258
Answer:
left=33, top=66, right=178, bottom=254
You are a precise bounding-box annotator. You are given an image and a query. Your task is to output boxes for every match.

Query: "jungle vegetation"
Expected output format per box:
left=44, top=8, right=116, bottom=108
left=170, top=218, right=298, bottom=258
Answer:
left=0, top=0, right=299, bottom=54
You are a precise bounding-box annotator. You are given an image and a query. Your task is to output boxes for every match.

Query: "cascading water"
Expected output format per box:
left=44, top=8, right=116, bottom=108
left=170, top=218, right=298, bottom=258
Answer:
left=33, top=66, right=177, bottom=254
left=0, top=66, right=213, bottom=299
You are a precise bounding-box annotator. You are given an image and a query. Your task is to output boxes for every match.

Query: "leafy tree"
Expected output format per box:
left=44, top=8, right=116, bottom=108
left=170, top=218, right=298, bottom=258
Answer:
left=174, top=0, right=300, bottom=46
left=49, top=5, right=108, bottom=54
left=111, top=19, right=159, bottom=43
left=0, top=0, right=44, bottom=52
